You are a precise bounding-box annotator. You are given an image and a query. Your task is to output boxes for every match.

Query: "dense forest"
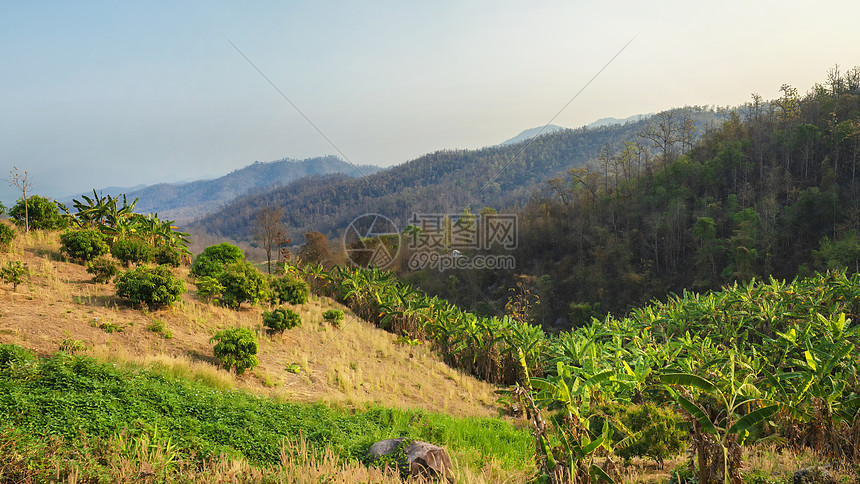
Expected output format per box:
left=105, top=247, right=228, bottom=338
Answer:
left=190, top=108, right=723, bottom=243
left=419, top=66, right=860, bottom=328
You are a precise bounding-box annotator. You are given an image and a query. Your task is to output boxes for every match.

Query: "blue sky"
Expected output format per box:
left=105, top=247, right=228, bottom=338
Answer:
left=2, top=1, right=859, bottom=203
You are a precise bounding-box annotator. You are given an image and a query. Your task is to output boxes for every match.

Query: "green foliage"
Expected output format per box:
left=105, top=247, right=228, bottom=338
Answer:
left=195, top=275, right=225, bottom=304
left=261, top=308, right=301, bottom=334
left=0, top=223, right=15, bottom=249
left=0, top=343, right=36, bottom=368
left=146, top=319, right=173, bottom=339
left=60, top=229, right=109, bottom=263
left=191, top=243, right=244, bottom=279
left=110, top=237, right=154, bottom=267
left=210, top=327, right=259, bottom=374
left=9, top=195, right=66, bottom=230
left=86, top=257, right=119, bottom=284
left=269, top=274, right=309, bottom=305
left=153, top=244, right=181, bottom=267
left=58, top=339, right=88, bottom=354
left=0, top=260, right=28, bottom=290
left=219, top=262, right=269, bottom=309
left=114, top=265, right=186, bottom=310
left=323, top=308, right=344, bottom=327
left=600, top=403, right=686, bottom=467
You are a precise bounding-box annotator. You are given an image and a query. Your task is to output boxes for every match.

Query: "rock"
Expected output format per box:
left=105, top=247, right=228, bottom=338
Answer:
left=366, top=437, right=455, bottom=483
left=793, top=466, right=833, bottom=484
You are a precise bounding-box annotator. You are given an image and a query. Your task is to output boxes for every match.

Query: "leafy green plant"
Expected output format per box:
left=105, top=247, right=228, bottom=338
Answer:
left=0, top=343, right=36, bottom=368
left=195, top=275, right=224, bottom=304
left=110, top=237, right=154, bottom=267
left=219, top=262, right=269, bottom=309
left=262, top=308, right=302, bottom=334
left=146, top=319, right=172, bottom=338
left=59, top=339, right=88, bottom=354
left=269, top=274, right=310, bottom=305
left=0, top=223, right=15, bottom=249
left=60, top=229, right=109, bottom=263
left=211, top=327, right=259, bottom=374
left=9, top=195, right=66, bottom=230
left=323, top=309, right=344, bottom=327
left=599, top=403, right=686, bottom=468
left=153, top=244, right=181, bottom=267
left=191, top=243, right=244, bottom=279
left=285, top=363, right=302, bottom=374
left=114, top=265, right=186, bottom=310
left=0, top=260, right=28, bottom=291
left=86, top=257, right=119, bottom=284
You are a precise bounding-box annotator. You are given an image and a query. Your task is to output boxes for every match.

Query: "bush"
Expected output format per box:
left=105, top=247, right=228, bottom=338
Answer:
left=219, top=262, right=269, bottom=309
left=114, top=265, right=186, bottom=310
left=195, top=275, right=225, bottom=303
left=110, top=238, right=154, bottom=267
left=9, top=195, right=66, bottom=230
left=153, top=245, right=182, bottom=267
left=191, top=243, right=244, bottom=278
left=0, top=343, right=36, bottom=368
left=323, top=309, right=344, bottom=327
left=60, top=229, right=109, bottom=263
left=211, top=327, right=259, bottom=374
left=0, top=223, right=15, bottom=249
left=1, top=260, right=28, bottom=291
left=600, top=403, right=686, bottom=467
left=86, top=257, right=119, bottom=284
left=262, top=308, right=302, bottom=334
left=269, top=274, right=310, bottom=305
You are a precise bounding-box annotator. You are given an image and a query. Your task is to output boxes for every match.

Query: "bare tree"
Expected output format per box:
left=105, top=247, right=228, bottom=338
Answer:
left=254, top=205, right=285, bottom=274
left=7, top=167, right=32, bottom=232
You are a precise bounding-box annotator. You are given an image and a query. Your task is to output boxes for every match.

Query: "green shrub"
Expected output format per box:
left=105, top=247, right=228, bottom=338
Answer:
left=262, top=308, right=302, bottom=334
left=219, top=262, right=269, bottom=309
left=146, top=319, right=173, bottom=339
left=86, top=257, right=119, bottom=284
left=211, top=327, right=259, bottom=374
left=195, top=275, right=225, bottom=303
left=58, top=339, right=88, bottom=354
left=60, top=229, right=109, bottom=263
left=110, top=238, right=154, bottom=267
left=191, top=243, right=244, bottom=278
left=269, top=274, right=310, bottom=305
left=600, top=403, right=686, bottom=467
left=0, top=343, right=36, bottom=368
left=114, top=265, right=186, bottom=310
left=323, top=309, right=344, bottom=327
left=0, top=260, right=28, bottom=291
left=9, top=195, right=67, bottom=230
left=0, top=223, right=15, bottom=249
left=153, top=245, right=182, bottom=267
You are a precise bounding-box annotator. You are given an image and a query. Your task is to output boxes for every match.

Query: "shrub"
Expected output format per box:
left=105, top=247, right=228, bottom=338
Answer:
left=191, top=243, right=244, bottom=278
left=114, top=265, right=186, bottom=310
left=0, top=223, right=15, bottom=249
left=0, top=260, right=28, bottom=291
left=323, top=309, right=344, bottom=327
left=219, top=262, right=269, bottom=309
left=195, top=275, right=225, bottom=303
left=0, top=343, right=36, bottom=368
left=262, top=308, right=302, bottom=334
left=211, top=327, right=259, bottom=374
left=9, top=195, right=67, bottom=230
left=58, top=339, right=88, bottom=354
left=269, top=274, right=310, bottom=305
left=153, top=245, right=182, bottom=267
left=110, top=238, right=154, bottom=267
left=60, top=229, right=109, bottom=263
left=86, top=257, right=119, bottom=284
left=600, top=403, right=686, bottom=467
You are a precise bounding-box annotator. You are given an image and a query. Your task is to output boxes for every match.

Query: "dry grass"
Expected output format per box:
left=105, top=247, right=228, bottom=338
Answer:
left=0, top=229, right=503, bottom=421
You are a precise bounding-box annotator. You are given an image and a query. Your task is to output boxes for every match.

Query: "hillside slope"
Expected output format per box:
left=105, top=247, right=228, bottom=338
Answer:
left=0, top=228, right=499, bottom=418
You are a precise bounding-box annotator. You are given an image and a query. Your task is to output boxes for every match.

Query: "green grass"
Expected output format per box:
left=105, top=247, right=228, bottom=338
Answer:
left=0, top=347, right=533, bottom=472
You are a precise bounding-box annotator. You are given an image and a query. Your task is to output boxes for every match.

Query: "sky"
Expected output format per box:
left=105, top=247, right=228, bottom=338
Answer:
left=2, top=0, right=859, bottom=204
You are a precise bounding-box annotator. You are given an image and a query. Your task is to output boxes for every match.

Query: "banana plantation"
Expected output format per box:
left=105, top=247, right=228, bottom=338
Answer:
left=289, top=262, right=860, bottom=483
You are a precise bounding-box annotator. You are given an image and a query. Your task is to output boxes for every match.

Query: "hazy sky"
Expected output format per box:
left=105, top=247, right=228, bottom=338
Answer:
left=2, top=1, right=859, bottom=203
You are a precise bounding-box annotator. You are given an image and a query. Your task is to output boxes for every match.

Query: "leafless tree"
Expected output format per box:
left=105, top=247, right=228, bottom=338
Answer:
left=254, top=205, right=285, bottom=274
left=6, top=167, right=32, bottom=232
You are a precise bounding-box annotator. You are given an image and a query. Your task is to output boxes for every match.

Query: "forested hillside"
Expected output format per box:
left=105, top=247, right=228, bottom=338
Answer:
left=191, top=108, right=722, bottom=242
left=429, top=67, right=860, bottom=326
left=123, top=155, right=379, bottom=223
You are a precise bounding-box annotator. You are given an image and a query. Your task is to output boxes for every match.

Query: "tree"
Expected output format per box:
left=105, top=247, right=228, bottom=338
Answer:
left=254, top=205, right=285, bottom=274
left=6, top=167, right=32, bottom=232
left=114, top=265, right=187, bottom=309
left=9, top=195, right=65, bottom=230
left=211, top=327, right=259, bottom=374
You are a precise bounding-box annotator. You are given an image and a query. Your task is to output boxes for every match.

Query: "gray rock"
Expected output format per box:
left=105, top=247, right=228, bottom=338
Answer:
left=366, top=437, right=455, bottom=483
left=794, top=466, right=833, bottom=484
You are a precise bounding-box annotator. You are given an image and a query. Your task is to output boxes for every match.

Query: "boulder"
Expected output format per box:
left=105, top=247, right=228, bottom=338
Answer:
left=793, top=466, right=833, bottom=484
left=366, top=437, right=455, bottom=483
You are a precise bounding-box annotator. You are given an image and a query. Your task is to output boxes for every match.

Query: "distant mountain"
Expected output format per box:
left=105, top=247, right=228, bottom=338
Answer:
left=586, top=113, right=654, bottom=129
left=97, top=156, right=380, bottom=224
left=496, top=124, right=567, bottom=147
left=191, top=107, right=724, bottom=243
